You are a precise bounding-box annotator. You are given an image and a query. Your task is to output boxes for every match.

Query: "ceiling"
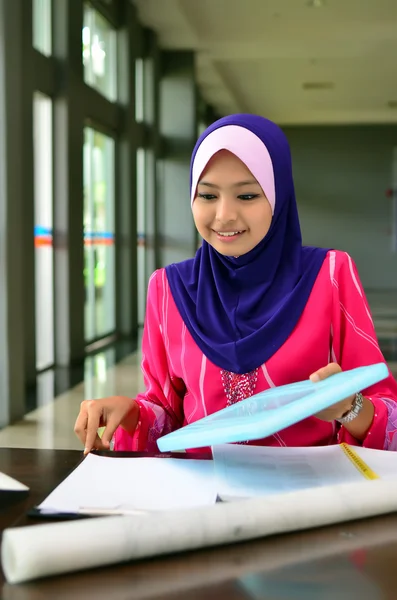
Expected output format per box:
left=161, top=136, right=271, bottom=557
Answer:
left=133, top=0, right=397, bottom=125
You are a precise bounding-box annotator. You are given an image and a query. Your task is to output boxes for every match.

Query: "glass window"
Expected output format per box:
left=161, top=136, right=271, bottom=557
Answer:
left=135, top=58, right=144, bottom=123
left=82, top=5, right=117, bottom=102
left=135, top=57, right=155, bottom=125
left=392, top=147, right=397, bottom=253
left=83, top=127, right=116, bottom=342
left=33, top=92, right=54, bottom=370
left=33, top=0, right=52, bottom=56
left=143, top=57, right=155, bottom=125
left=137, top=148, right=146, bottom=325
left=84, top=348, right=116, bottom=399
left=136, top=55, right=156, bottom=324
left=137, top=147, right=156, bottom=326
left=198, top=121, right=207, bottom=136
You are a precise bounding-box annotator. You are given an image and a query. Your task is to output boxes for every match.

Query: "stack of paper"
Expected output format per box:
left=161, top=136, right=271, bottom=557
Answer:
left=3, top=444, right=397, bottom=584
left=37, top=454, right=217, bottom=515
left=3, top=477, right=397, bottom=584
left=213, top=443, right=397, bottom=500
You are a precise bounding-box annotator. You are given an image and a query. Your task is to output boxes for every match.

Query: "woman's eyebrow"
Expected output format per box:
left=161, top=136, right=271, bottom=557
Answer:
left=233, top=180, right=258, bottom=187
left=198, top=179, right=259, bottom=188
left=198, top=181, right=219, bottom=188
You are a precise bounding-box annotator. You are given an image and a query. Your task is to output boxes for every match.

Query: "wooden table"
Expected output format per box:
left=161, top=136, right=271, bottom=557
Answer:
left=1, top=448, right=397, bottom=599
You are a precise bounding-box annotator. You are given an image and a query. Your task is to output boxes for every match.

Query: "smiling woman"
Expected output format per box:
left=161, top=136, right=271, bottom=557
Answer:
left=75, top=114, right=397, bottom=457
left=192, top=150, right=272, bottom=255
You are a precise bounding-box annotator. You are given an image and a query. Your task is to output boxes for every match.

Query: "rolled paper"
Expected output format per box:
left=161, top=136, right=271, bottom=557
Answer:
left=3, top=478, right=397, bottom=584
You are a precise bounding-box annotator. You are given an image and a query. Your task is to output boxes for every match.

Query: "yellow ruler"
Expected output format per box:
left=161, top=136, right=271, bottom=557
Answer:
left=340, top=443, right=379, bottom=480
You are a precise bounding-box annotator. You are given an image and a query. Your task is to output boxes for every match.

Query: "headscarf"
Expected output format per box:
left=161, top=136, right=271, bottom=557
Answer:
left=165, top=114, right=328, bottom=374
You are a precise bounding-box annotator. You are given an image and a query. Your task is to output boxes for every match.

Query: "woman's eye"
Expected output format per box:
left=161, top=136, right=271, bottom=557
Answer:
left=238, top=194, right=260, bottom=201
left=198, top=193, right=217, bottom=200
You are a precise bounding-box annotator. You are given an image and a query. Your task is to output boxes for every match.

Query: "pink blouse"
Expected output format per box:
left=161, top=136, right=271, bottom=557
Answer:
left=114, top=251, right=397, bottom=452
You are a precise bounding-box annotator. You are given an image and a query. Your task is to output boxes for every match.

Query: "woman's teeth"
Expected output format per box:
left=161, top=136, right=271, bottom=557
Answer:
left=217, top=231, right=242, bottom=237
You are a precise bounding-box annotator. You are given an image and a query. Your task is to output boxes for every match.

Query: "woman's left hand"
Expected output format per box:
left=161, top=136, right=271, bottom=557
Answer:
left=309, top=363, right=354, bottom=422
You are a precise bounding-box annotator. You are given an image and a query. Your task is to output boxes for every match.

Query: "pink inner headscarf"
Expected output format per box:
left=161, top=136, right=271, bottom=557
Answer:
left=190, top=124, right=276, bottom=215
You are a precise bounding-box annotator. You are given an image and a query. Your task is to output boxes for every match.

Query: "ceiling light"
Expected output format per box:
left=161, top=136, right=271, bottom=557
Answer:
left=307, top=0, right=325, bottom=7
left=302, top=82, right=334, bottom=90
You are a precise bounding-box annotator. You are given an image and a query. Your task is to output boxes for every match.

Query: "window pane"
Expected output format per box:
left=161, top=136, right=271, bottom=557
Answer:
left=137, top=148, right=146, bottom=325
left=33, top=0, right=52, bottom=56
left=84, top=127, right=116, bottom=342
left=143, top=57, right=155, bottom=125
left=135, top=58, right=144, bottom=123
left=33, top=92, right=54, bottom=370
left=135, top=57, right=155, bottom=125
left=82, top=5, right=117, bottom=102
left=392, top=147, right=397, bottom=253
left=84, top=348, right=116, bottom=399
left=137, top=147, right=157, bottom=326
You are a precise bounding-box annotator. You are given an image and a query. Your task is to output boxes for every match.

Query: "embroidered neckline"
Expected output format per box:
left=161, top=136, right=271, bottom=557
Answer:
left=220, top=368, right=259, bottom=407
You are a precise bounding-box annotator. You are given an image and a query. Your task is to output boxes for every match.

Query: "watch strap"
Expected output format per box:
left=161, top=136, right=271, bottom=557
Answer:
left=336, top=392, right=364, bottom=424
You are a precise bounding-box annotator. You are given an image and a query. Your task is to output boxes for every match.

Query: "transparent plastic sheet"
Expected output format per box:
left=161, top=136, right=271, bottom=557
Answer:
left=158, top=363, right=388, bottom=451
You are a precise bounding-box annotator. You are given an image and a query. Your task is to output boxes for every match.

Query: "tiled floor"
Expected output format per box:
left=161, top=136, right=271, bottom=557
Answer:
left=0, top=293, right=396, bottom=451
left=0, top=350, right=144, bottom=450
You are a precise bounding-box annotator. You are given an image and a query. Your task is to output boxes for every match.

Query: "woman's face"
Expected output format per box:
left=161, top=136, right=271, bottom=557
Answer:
left=192, top=150, right=273, bottom=256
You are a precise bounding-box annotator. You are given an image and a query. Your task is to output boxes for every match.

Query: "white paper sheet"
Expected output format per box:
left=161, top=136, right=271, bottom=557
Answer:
left=353, top=445, right=397, bottom=478
left=0, top=473, right=29, bottom=492
left=212, top=444, right=367, bottom=500
left=38, top=454, right=217, bottom=513
left=212, top=443, right=397, bottom=501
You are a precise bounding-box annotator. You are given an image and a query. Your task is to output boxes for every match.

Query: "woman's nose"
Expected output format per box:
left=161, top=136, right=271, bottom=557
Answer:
left=215, top=197, right=238, bottom=223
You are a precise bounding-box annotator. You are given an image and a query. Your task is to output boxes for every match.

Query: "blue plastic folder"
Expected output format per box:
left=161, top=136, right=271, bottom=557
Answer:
left=157, top=363, right=389, bottom=452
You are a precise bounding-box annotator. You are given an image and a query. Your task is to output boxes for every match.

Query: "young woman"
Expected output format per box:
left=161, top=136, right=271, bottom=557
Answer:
left=75, top=114, right=397, bottom=454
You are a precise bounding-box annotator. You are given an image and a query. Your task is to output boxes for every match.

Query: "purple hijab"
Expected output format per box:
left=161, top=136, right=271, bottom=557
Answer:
left=165, top=114, right=328, bottom=375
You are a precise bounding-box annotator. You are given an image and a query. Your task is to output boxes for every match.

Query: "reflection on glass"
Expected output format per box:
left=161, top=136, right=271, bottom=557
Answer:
left=135, top=56, right=155, bottom=125
left=198, top=121, right=207, bottom=136
left=136, top=54, right=156, bottom=324
left=143, top=57, right=155, bottom=125
left=33, top=0, right=52, bottom=56
left=82, top=4, right=117, bottom=101
left=36, top=370, right=55, bottom=448
left=137, top=148, right=156, bottom=326
left=135, top=58, right=144, bottom=123
left=137, top=148, right=146, bottom=325
left=239, top=558, right=380, bottom=600
left=83, top=127, right=116, bottom=342
left=392, top=147, right=397, bottom=253
left=84, top=348, right=116, bottom=399
left=33, top=92, right=54, bottom=371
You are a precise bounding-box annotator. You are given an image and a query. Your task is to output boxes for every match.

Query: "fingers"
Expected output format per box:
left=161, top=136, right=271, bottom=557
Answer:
left=87, top=433, right=105, bottom=454
left=75, top=401, right=109, bottom=454
left=84, top=401, right=104, bottom=455
left=74, top=402, right=89, bottom=447
left=75, top=396, right=135, bottom=455
left=100, top=414, right=121, bottom=448
left=310, top=362, right=342, bottom=383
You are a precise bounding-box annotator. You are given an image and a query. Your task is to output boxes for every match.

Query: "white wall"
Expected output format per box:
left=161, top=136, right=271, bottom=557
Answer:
left=285, top=125, right=397, bottom=291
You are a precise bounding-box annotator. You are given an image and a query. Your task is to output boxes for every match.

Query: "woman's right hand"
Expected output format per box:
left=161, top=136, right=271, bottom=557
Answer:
left=74, top=396, right=140, bottom=455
